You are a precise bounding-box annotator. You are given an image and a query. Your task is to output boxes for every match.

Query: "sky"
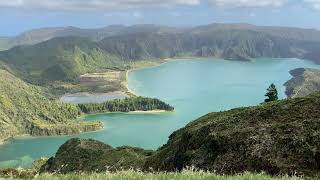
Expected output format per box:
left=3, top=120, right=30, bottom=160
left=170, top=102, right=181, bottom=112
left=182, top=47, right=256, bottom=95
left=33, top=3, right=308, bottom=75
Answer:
left=0, top=0, right=319, bottom=36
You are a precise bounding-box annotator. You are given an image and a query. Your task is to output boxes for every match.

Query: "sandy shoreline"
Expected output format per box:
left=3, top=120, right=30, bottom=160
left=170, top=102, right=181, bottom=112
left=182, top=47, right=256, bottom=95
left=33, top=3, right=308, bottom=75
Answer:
left=125, top=70, right=138, bottom=96
left=129, top=110, right=167, bottom=113
left=61, top=91, right=128, bottom=98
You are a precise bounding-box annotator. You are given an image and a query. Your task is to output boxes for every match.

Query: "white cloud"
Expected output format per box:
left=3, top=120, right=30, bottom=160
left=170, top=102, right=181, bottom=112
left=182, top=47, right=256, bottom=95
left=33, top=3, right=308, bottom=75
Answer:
left=210, top=0, right=288, bottom=8
left=304, top=0, right=320, bottom=10
left=0, top=0, right=318, bottom=12
left=133, top=11, right=143, bottom=18
left=0, top=0, right=201, bottom=11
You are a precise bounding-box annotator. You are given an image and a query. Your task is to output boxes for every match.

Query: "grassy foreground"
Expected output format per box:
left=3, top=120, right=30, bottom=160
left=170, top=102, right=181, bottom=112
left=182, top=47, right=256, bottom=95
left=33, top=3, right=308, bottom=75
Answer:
left=1, top=169, right=305, bottom=180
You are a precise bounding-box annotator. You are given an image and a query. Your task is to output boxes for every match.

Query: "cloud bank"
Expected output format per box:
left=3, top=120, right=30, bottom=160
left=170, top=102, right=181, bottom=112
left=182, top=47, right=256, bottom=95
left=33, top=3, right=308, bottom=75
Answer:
left=210, top=0, right=288, bottom=8
left=0, top=0, right=317, bottom=11
left=0, top=0, right=200, bottom=11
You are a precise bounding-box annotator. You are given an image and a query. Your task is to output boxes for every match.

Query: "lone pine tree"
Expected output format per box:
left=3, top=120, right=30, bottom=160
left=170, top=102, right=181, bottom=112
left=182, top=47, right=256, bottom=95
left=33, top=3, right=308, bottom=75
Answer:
left=265, top=83, right=279, bottom=102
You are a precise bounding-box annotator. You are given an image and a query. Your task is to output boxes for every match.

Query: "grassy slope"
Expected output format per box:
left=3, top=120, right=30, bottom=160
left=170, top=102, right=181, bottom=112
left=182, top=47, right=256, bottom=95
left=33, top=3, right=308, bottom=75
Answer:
left=0, top=166, right=304, bottom=180
left=145, top=92, right=320, bottom=176
left=0, top=69, right=101, bottom=142
left=24, top=171, right=304, bottom=180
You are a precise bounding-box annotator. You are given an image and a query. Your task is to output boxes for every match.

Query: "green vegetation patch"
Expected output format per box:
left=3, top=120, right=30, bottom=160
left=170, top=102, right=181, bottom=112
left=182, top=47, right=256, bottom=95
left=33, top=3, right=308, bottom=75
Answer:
left=40, top=138, right=154, bottom=174
left=78, top=96, right=174, bottom=113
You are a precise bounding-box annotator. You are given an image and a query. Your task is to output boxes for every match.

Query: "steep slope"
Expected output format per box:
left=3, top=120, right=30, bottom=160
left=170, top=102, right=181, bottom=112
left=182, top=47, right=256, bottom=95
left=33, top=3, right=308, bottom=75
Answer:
left=0, top=69, right=102, bottom=143
left=285, top=68, right=320, bottom=97
left=99, top=24, right=320, bottom=63
left=43, top=92, right=320, bottom=176
left=99, top=32, right=186, bottom=60
left=0, top=37, right=124, bottom=85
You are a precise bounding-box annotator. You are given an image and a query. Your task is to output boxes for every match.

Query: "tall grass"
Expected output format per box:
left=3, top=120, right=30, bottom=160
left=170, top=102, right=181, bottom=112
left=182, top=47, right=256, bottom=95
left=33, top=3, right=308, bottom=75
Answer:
left=3, top=170, right=304, bottom=180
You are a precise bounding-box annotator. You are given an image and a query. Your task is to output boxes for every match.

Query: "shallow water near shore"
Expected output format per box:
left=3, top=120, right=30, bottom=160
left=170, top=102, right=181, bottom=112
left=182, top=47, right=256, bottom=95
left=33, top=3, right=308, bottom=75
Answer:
left=0, top=58, right=319, bottom=168
left=61, top=91, right=127, bottom=104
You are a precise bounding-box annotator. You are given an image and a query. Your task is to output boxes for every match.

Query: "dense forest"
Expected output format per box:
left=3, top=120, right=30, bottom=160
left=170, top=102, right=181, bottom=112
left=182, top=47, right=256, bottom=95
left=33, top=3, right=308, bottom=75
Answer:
left=78, top=96, right=174, bottom=114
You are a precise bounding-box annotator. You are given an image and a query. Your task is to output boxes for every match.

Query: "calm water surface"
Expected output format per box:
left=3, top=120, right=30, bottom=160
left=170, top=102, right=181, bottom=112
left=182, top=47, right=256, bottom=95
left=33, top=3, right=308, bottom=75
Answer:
left=0, top=58, right=319, bottom=167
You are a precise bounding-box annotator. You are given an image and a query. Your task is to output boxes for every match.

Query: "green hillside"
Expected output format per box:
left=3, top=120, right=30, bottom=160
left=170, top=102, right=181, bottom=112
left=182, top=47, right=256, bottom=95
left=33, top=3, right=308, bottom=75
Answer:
left=0, top=37, right=125, bottom=85
left=0, top=69, right=102, bottom=143
left=41, top=92, right=320, bottom=177
left=146, top=93, right=320, bottom=176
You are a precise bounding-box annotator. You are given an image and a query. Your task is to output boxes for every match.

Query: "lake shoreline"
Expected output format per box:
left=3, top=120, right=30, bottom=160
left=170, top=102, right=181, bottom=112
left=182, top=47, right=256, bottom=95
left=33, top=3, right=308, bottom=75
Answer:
left=0, top=125, right=106, bottom=147
left=82, top=109, right=173, bottom=117
left=60, top=91, right=128, bottom=103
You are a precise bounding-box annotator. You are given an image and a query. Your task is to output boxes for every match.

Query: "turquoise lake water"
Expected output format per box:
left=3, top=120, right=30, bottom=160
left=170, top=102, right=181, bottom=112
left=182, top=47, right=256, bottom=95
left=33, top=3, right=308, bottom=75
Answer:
left=0, top=58, right=319, bottom=168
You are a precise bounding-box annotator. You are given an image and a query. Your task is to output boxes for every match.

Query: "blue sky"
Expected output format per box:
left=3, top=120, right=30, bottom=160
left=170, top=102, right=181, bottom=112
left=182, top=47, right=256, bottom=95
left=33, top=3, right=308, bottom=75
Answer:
left=0, top=0, right=319, bottom=36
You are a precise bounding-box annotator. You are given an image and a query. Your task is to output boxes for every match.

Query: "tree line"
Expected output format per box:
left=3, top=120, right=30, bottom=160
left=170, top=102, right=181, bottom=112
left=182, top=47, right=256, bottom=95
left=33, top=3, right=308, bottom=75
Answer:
left=78, top=96, right=174, bottom=114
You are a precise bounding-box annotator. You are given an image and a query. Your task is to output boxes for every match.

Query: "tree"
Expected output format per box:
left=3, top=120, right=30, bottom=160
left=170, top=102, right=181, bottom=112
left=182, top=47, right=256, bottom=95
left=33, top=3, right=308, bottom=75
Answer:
left=264, top=83, right=278, bottom=102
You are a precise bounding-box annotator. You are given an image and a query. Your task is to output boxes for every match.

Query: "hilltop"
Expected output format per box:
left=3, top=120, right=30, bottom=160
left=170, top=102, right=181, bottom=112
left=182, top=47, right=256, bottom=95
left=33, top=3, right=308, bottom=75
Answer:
left=0, top=25, right=177, bottom=51
left=41, top=92, right=320, bottom=177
